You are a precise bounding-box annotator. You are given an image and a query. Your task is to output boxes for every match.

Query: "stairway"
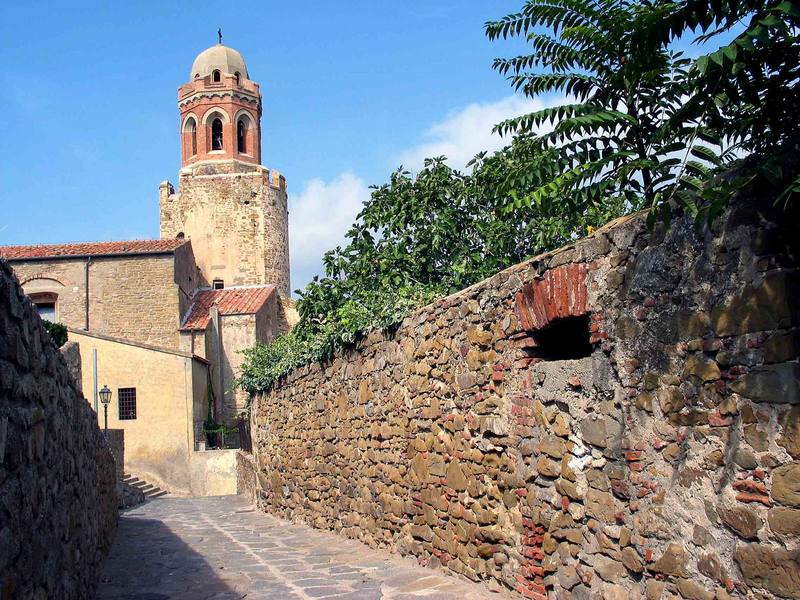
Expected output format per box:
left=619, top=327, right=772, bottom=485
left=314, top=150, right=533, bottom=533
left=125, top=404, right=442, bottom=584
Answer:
left=122, top=473, right=170, bottom=500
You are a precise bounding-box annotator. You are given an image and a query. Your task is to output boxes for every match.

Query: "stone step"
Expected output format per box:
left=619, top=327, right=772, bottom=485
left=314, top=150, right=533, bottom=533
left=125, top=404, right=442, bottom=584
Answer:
left=123, top=473, right=169, bottom=499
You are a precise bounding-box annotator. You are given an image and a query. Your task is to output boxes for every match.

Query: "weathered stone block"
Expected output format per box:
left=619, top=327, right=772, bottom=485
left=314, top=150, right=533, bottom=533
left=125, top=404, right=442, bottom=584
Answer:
left=734, top=544, right=800, bottom=599
left=718, top=506, right=762, bottom=539
left=650, top=543, right=689, bottom=577
left=730, top=362, right=800, bottom=404
left=767, top=507, right=800, bottom=536
left=771, top=463, right=800, bottom=506
left=712, top=271, right=800, bottom=336
left=778, top=406, right=800, bottom=458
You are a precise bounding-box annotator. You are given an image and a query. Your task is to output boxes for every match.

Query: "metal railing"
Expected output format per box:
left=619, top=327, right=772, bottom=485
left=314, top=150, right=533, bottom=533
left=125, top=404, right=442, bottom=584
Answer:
left=203, top=417, right=252, bottom=452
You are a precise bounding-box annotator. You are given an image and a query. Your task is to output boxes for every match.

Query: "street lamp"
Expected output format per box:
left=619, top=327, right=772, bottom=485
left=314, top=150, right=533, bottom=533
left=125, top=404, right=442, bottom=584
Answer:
left=99, top=385, right=112, bottom=432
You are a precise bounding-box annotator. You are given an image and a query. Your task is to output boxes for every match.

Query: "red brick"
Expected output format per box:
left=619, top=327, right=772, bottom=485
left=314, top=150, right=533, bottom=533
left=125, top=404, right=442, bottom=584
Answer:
left=708, top=411, right=733, bottom=427
left=735, top=492, right=771, bottom=506
left=733, top=480, right=769, bottom=495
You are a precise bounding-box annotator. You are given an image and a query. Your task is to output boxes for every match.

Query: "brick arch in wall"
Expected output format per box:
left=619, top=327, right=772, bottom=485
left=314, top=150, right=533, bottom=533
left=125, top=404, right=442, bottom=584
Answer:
left=515, top=263, right=588, bottom=329
left=182, top=113, right=199, bottom=160
left=233, top=109, right=257, bottom=156
left=19, top=274, right=65, bottom=287
left=514, top=262, right=606, bottom=346
left=201, top=107, right=231, bottom=154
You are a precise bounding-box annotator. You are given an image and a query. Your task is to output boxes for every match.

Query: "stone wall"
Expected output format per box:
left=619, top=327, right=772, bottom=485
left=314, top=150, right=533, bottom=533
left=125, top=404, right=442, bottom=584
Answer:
left=61, top=340, right=83, bottom=392
left=251, top=197, right=800, bottom=599
left=106, top=429, right=125, bottom=481
left=0, top=260, right=117, bottom=599
left=160, top=163, right=291, bottom=296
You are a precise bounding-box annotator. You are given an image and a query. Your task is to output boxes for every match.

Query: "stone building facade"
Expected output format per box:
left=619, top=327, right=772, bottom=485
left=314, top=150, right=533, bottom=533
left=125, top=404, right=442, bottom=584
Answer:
left=179, top=285, right=291, bottom=422
left=0, top=42, right=293, bottom=491
left=248, top=196, right=799, bottom=600
left=1, top=239, right=196, bottom=349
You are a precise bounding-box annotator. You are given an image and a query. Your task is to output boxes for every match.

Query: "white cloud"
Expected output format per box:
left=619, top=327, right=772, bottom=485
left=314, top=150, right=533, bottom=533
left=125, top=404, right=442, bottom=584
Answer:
left=396, top=95, right=558, bottom=172
left=289, top=172, right=371, bottom=292
left=288, top=94, right=567, bottom=293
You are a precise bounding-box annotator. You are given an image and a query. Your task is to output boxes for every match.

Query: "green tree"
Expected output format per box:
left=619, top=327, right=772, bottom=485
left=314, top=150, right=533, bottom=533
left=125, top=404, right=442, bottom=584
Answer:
left=485, top=0, right=732, bottom=221
left=663, top=0, right=799, bottom=155
left=239, top=154, right=623, bottom=394
left=661, top=0, right=800, bottom=212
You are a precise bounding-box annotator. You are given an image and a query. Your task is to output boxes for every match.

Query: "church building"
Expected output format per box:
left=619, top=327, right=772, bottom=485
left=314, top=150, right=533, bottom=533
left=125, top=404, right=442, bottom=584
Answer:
left=0, top=43, right=294, bottom=495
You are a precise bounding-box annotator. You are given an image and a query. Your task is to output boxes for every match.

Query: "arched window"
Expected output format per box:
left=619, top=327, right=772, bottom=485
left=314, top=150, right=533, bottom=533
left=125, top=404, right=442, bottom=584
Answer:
left=212, top=70, right=221, bottom=82
left=211, top=118, right=223, bottom=151
left=237, top=119, right=247, bottom=154
left=184, top=117, right=197, bottom=156
left=29, top=292, right=58, bottom=322
left=194, top=72, right=200, bottom=80
left=234, top=72, right=241, bottom=85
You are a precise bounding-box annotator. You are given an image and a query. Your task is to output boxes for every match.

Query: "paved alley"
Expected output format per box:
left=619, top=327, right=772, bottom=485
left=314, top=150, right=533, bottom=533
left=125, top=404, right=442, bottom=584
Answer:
left=96, top=495, right=509, bottom=600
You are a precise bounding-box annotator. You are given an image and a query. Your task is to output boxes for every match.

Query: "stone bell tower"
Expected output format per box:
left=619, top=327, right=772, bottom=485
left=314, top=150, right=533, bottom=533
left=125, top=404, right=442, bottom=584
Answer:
left=159, top=42, right=290, bottom=296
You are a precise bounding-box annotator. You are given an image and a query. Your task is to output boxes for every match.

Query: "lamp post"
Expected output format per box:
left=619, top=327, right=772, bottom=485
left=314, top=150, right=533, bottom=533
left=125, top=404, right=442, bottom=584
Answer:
left=99, top=385, right=112, bottom=432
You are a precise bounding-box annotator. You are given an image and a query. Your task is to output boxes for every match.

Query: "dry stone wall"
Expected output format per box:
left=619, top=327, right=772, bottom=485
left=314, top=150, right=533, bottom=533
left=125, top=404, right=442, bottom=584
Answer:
left=251, top=197, right=799, bottom=600
left=0, top=260, right=117, bottom=599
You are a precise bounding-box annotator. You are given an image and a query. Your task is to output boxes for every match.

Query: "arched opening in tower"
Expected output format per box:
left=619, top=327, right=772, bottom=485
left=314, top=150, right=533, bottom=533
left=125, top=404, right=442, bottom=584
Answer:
left=237, top=119, right=247, bottom=154
left=184, top=117, right=197, bottom=157
left=211, top=118, right=223, bottom=151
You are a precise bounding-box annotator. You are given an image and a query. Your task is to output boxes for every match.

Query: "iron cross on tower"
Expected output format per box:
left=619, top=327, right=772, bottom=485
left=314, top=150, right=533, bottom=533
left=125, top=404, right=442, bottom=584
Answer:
left=218, top=28, right=222, bottom=44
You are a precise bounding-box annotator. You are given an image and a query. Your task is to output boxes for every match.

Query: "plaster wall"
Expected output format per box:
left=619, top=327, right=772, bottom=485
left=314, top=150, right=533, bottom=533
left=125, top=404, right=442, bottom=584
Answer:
left=219, top=313, right=257, bottom=422
left=69, top=328, right=209, bottom=495
left=189, top=449, right=239, bottom=496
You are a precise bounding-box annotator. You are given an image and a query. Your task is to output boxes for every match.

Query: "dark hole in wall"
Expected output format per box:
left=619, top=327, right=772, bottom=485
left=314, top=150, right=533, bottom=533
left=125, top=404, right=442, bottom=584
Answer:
left=531, top=314, right=593, bottom=360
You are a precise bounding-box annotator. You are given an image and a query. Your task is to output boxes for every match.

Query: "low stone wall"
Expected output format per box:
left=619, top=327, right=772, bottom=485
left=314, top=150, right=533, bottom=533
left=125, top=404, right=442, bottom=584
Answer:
left=188, top=449, right=239, bottom=496
left=236, top=449, right=259, bottom=502
left=0, top=260, right=118, bottom=599
left=106, top=429, right=125, bottom=481
left=251, top=197, right=799, bottom=599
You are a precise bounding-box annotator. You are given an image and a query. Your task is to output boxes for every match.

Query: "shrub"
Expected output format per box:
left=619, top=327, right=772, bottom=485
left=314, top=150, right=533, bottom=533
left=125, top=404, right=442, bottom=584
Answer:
left=42, top=320, right=67, bottom=348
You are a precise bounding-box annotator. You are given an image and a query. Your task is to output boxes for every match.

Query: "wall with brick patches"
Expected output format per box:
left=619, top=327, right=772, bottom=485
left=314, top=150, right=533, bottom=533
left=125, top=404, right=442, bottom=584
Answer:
left=0, top=260, right=117, bottom=599
left=250, top=196, right=800, bottom=599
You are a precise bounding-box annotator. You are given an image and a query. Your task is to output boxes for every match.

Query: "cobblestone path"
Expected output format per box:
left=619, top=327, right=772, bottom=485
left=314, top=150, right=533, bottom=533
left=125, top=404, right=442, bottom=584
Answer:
left=97, top=495, right=509, bottom=600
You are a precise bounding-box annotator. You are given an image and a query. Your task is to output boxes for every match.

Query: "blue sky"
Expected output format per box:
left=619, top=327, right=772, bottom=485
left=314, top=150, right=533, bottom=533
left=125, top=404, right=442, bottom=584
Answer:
left=0, top=1, right=732, bottom=292
left=0, top=0, right=531, bottom=290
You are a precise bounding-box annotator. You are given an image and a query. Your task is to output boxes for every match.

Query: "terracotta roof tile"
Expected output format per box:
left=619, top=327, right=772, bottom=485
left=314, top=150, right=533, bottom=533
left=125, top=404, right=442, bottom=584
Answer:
left=0, top=239, right=187, bottom=260
left=180, top=286, right=276, bottom=330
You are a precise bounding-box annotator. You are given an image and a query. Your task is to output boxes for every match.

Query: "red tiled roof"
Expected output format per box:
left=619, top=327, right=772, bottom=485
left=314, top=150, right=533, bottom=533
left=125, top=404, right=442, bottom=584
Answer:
left=0, top=239, right=187, bottom=260
left=180, top=286, right=276, bottom=330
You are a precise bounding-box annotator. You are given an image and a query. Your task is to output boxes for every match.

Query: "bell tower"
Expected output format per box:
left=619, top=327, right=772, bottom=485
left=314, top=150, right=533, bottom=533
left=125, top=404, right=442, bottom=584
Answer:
left=159, top=42, right=290, bottom=297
